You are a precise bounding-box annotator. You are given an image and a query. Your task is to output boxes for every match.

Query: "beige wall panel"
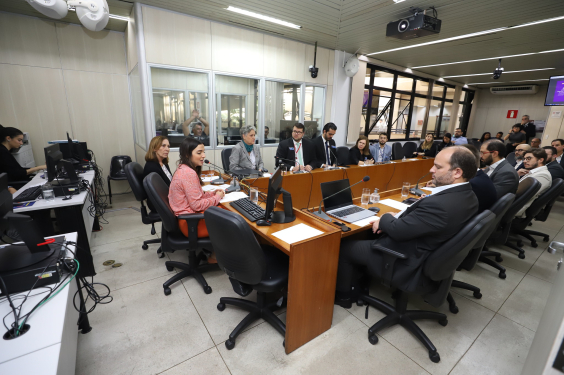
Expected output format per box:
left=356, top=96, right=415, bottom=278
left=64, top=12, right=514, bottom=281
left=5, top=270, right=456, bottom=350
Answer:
left=327, top=49, right=335, bottom=86
left=260, top=146, right=277, bottom=173
left=325, top=85, right=333, bottom=124
left=135, top=144, right=147, bottom=166
left=347, top=60, right=367, bottom=144
left=263, top=35, right=305, bottom=82
left=143, top=7, right=212, bottom=69
left=211, top=23, right=263, bottom=76
left=542, top=108, right=564, bottom=147
left=0, top=13, right=60, bottom=68
left=304, top=45, right=330, bottom=85
left=56, top=23, right=127, bottom=75
left=64, top=70, right=134, bottom=193
left=168, top=150, right=180, bottom=174
left=126, top=9, right=138, bottom=72
left=0, top=64, right=72, bottom=165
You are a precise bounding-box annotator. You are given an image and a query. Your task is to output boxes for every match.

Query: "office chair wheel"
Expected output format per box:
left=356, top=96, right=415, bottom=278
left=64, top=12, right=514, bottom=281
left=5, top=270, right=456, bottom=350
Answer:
left=368, top=334, right=379, bottom=345
left=142, top=244, right=148, bottom=250
left=166, top=264, right=174, bottom=272
left=158, top=252, right=165, bottom=259
left=448, top=305, right=459, bottom=314
left=499, top=271, right=506, bottom=279
left=356, top=299, right=366, bottom=306
left=429, top=351, right=440, bottom=363
left=531, top=242, right=538, bottom=248
left=204, top=286, right=212, bottom=294
left=473, top=291, right=482, bottom=299
left=164, top=287, right=171, bottom=296
left=217, top=303, right=225, bottom=311
left=438, top=318, right=448, bottom=327
left=517, top=240, right=524, bottom=247
left=543, top=236, right=550, bottom=242
left=518, top=252, right=526, bottom=259
left=495, top=255, right=503, bottom=262
left=225, top=339, right=235, bottom=350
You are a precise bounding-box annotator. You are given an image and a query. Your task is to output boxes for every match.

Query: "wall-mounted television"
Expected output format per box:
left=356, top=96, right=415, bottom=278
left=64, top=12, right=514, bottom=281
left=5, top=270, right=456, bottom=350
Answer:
left=544, top=75, right=564, bottom=106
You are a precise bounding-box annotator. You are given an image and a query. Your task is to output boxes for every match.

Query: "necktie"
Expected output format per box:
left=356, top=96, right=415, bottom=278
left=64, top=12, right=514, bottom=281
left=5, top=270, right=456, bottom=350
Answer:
left=326, top=141, right=331, bottom=166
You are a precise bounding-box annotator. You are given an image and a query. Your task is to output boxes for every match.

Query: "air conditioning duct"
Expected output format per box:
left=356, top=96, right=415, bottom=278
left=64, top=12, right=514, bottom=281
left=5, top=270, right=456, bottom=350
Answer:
left=489, top=85, right=539, bottom=95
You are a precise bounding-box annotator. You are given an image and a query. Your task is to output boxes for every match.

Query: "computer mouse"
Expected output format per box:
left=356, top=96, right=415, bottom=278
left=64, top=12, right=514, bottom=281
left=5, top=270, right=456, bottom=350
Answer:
left=368, top=207, right=380, bottom=213
left=256, top=219, right=271, bottom=226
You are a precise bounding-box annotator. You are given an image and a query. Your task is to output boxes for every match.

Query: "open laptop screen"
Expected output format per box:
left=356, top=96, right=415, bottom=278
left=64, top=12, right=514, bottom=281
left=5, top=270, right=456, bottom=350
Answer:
left=320, top=179, right=353, bottom=211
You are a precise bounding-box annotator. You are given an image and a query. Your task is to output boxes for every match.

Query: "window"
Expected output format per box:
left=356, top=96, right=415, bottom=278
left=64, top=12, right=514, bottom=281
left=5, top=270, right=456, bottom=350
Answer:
left=304, top=85, right=325, bottom=139
left=150, top=67, right=210, bottom=148
left=215, top=75, right=259, bottom=146
left=129, top=65, right=145, bottom=149
left=429, top=82, right=455, bottom=138
left=264, top=81, right=300, bottom=144
left=456, top=89, right=475, bottom=133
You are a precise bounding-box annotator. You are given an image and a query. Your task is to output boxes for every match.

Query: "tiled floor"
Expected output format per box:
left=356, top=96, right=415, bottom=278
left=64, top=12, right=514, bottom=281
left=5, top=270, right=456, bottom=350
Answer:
left=77, top=193, right=564, bottom=375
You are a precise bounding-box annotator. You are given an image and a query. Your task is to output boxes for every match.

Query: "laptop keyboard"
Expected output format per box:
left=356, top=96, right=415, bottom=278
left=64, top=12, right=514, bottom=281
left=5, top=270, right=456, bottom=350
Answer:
left=330, top=206, right=365, bottom=218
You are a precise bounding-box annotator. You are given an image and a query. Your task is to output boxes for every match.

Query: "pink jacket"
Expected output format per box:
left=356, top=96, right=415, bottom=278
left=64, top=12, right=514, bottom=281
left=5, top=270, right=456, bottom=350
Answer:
left=168, top=164, right=221, bottom=215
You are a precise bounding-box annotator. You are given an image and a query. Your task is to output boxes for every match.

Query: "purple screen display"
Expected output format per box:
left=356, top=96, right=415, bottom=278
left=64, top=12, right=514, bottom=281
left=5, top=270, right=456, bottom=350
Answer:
left=553, top=80, right=564, bottom=102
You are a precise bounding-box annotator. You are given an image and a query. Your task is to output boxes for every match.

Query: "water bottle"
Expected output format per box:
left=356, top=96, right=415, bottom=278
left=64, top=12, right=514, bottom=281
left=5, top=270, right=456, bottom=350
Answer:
left=402, top=156, right=407, bottom=162
left=370, top=188, right=380, bottom=204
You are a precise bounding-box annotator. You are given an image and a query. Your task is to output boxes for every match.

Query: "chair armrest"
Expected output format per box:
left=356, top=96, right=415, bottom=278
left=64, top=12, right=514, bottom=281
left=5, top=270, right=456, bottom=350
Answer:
left=371, top=245, right=408, bottom=259
left=178, top=213, right=205, bottom=222
left=371, top=244, right=407, bottom=287
left=178, top=213, right=205, bottom=244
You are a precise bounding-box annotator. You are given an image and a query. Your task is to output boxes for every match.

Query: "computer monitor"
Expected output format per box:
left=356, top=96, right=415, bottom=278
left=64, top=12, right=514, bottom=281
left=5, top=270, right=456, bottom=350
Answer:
left=44, top=144, right=63, bottom=182
left=66, top=132, right=89, bottom=162
left=263, top=167, right=295, bottom=224
left=545, top=75, right=564, bottom=106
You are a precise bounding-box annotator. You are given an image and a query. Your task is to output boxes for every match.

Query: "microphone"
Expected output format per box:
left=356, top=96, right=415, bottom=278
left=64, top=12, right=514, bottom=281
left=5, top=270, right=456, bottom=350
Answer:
left=312, top=176, right=370, bottom=222
left=275, top=156, right=306, bottom=174
left=329, top=148, right=349, bottom=168
left=410, top=172, right=431, bottom=196
left=204, top=159, right=227, bottom=185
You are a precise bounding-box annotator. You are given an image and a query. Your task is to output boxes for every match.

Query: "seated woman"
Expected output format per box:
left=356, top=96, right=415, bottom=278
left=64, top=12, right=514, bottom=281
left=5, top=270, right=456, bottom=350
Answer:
left=437, top=133, right=455, bottom=152
left=229, top=125, right=264, bottom=171
left=479, top=132, right=491, bottom=144
left=349, top=135, right=375, bottom=165
left=0, top=125, right=46, bottom=187
left=169, top=138, right=225, bottom=262
left=143, top=136, right=172, bottom=186
left=415, top=133, right=438, bottom=157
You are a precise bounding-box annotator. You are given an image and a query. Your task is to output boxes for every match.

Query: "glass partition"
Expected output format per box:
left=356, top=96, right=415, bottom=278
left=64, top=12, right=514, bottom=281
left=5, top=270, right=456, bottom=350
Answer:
left=264, top=81, right=300, bottom=144
left=409, top=96, right=427, bottom=138
left=304, top=85, right=325, bottom=139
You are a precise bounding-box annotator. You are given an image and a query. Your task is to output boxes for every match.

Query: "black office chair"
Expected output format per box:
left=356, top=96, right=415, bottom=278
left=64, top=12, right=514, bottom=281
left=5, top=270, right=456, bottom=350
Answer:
left=447, top=193, right=515, bottom=313
left=479, top=178, right=541, bottom=277
left=204, top=206, right=288, bottom=350
left=469, top=139, right=482, bottom=150
left=221, top=148, right=233, bottom=171
left=336, top=146, right=350, bottom=166
left=358, top=210, right=495, bottom=363
left=506, top=152, right=516, bottom=166
left=124, top=162, right=162, bottom=256
left=107, top=155, right=132, bottom=204
left=510, top=178, right=564, bottom=247
left=402, top=141, right=417, bottom=158
left=143, top=172, right=217, bottom=295
left=391, top=142, right=404, bottom=160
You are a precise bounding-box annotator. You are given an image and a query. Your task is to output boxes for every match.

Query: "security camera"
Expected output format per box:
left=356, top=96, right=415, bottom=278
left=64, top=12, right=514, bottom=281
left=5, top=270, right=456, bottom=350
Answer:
left=309, top=65, right=319, bottom=79
left=493, top=59, right=504, bottom=80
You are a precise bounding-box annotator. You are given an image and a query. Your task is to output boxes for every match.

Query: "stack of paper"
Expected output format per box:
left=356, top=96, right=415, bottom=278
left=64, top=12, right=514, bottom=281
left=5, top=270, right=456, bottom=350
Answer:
left=351, top=216, right=379, bottom=227
left=220, top=192, right=248, bottom=203
left=379, top=199, right=410, bottom=211
left=201, top=176, right=220, bottom=182
left=271, top=224, right=324, bottom=245
left=202, top=184, right=230, bottom=192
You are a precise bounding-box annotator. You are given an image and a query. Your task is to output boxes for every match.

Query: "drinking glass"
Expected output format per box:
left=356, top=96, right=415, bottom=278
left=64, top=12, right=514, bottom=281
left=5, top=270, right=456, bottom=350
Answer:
left=401, top=182, right=410, bottom=198
left=249, top=188, right=259, bottom=204
left=41, top=183, right=55, bottom=201
left=361, top=188, right=370, bottom=205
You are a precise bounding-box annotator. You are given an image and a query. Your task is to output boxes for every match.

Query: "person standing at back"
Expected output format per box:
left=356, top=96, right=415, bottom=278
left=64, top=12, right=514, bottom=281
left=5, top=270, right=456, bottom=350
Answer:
left=480, top=140, right=519, bottom=199
left=520, top=115, right=536, bottom=143
left=504, top=124, right=526, bottom=154
left=369, top=133, right=392, bottom=162
left=551, top=139, right=564, bottom=168
left=313, top=122, right=338, bottom=168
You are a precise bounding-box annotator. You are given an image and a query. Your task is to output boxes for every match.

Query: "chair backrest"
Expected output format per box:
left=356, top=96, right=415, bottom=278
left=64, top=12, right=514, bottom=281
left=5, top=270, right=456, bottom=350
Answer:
left=506, top=152, right=516, bottom=166
left=124, top=162, right=146, bottom=202
left=143, top=172, right=178, bottom=233
left=109, top=155, right=132, bottom=178
left=336, top=146, right=350, bottom=165
left=534, top=178, right=564, bottom=222
left=521, top=178, right=564, bottom=225
left=499, top=177, right=541, bottom=227
left=391, top=142, right=404, bottom=160
left=402, top=141, right=417, bottom=157
left=221, top=148, right=232, bottom=171
left=470, top=139, right=482, bottom=149
left=204, top=207, right=267, bottom=285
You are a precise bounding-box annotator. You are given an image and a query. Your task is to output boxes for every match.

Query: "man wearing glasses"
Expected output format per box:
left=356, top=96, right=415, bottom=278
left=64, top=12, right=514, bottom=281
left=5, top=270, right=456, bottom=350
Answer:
left=480, top=140, right=519, bottom=199
left=510, top=144, right=531, bottom=170
left=275, top=123, right=317, bottom=172
left=515, top=148, right=552, bottom=217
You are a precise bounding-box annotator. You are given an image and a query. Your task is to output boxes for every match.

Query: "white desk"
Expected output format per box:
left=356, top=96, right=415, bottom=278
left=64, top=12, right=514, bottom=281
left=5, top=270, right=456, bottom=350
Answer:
left=0, top=233, right=80, bottom=375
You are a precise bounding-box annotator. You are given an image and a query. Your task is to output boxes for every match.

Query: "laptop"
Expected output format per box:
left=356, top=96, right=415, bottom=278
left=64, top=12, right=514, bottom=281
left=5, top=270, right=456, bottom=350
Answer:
left=320, top=179, right=376, bottom=223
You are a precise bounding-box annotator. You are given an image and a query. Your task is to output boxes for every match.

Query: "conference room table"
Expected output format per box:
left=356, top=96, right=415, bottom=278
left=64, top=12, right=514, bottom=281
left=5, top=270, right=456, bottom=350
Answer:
left=214, top=157, right=434, bottom=354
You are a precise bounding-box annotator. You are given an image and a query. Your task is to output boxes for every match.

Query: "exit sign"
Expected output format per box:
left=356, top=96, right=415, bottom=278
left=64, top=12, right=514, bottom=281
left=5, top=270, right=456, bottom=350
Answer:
left=507, top=110, right=518, bottom=119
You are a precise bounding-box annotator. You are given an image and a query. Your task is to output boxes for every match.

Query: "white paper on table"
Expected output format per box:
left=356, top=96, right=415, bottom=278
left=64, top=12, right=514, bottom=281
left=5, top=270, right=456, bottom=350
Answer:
left=379, top=199, right=410, bottom=211
left=262, top=173, right=272, bottom=177
left=201, top=176, right=220, bottom=182
left=408, top=158, right=419, bottom=161
left=220, top=192, right=248, bottom=203
left=350, top=215, right=379, bottom=227
left=202, top=184, right=230, bottom=192
left=420, top=187, right=437, bottom=195
left=271, top=223, right=324, bottom=245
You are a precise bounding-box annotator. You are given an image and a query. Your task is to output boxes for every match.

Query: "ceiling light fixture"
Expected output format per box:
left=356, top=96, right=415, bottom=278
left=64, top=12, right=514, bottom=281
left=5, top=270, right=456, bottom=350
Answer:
left=367, top=15, right=564, bottom=56
left=468, top=78, right=550, bottom=85
left=393, top=0, right=408, bottom=3
left=226, top=6, right=301, bottom=29
left=442, top=67, right=554, bottom=78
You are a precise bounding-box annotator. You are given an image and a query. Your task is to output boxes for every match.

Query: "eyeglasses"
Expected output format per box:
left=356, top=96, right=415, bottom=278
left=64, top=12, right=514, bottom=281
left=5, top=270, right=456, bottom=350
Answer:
left=524, top=157, right=535, bottom=161
left=292, top=130, right=304, bottom=134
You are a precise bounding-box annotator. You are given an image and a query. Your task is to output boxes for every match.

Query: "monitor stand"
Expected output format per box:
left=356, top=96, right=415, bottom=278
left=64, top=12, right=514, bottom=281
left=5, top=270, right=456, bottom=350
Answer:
left=270, top=188, right=296, bottom=224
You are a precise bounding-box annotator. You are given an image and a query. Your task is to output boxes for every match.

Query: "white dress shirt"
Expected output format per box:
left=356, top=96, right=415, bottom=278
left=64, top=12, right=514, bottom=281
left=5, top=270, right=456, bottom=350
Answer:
left=293, top=139, right=304, bottom=167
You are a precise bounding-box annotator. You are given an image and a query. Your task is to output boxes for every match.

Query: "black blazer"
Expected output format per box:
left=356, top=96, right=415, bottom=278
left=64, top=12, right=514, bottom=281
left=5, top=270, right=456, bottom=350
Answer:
left=349, top=147, right=374, bottom=165
left=469, top=170, right=497, bottom=213
left=0, top=144, right=30, bottom=184
left=312, top=135, right=337, bottom=167
left=143, top=161, right=172, bottom=211
left=372, top=183, right=479, bottom=292
left=416, top=143, right=438, bottom=157
left=275, top=137, right=317, bottom=169
left=547, top=160, right=564, bottom=180
left=437, top=142, right=454, bottom=152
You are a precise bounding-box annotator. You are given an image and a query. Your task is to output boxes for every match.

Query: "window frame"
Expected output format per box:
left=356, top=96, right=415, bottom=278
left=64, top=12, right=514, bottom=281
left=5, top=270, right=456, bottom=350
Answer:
left=429, top=81, right=456, bottom=139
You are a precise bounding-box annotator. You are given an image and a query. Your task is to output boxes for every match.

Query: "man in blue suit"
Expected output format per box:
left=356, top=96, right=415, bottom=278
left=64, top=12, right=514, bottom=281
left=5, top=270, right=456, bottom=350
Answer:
left=370, top=133, right=392, bottom=162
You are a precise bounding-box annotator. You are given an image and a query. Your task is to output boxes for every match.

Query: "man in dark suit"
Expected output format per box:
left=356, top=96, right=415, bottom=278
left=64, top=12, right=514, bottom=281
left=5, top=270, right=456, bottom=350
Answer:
left=480, top=140, right=519, bottom=199
left=275, top=123, right=316, bottom=172
left=335, top=147, right=479, bottom=307
left=551, top=139, right=564, bottom=168
left=461, top=144, right=497, bottom=212
left=512, top=144, right=531, bottom=170
left=520, top=115, right=536, bottom=143
left=313, top=122, right=337, bottom=168
left=543, top=146, right=564, bottom=180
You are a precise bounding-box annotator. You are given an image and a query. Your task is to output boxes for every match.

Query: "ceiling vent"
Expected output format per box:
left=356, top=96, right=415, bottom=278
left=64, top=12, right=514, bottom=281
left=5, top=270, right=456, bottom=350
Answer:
left=489, top=85, right=539, bottom=95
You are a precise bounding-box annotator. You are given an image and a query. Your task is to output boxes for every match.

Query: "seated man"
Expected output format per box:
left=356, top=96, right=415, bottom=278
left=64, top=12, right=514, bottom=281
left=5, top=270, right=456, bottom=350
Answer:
left=481, top=140, right=519, bottom=199
left=511, top=144, right=531, bottom=169
left=335, top=147, right=479, bottom=307
left=182, top=109, right=209, bottom=137
left=189, top=123, right=210, bottom=146
left=530, top=137, right=541, bottom=148
left=369, top=133, right=392, bottom=162
left=543, top=146, right=564, bottom=180
left=452, top=128, right=468, bottom=145
left=516, top=148, right=552, bottom=217
left=313, top=122, right=338, bottom=169
left=275, top=123, right=316, bottom=172
left=461, top=144, right=497, bottom=213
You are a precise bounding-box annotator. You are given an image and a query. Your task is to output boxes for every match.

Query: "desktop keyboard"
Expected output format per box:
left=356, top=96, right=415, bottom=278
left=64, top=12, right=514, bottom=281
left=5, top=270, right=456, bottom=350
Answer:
left=230, top=198, right=266, bottom=222
left=330, top=206, right=365, bottom=218
left=13, top=186, right=42, bottom=203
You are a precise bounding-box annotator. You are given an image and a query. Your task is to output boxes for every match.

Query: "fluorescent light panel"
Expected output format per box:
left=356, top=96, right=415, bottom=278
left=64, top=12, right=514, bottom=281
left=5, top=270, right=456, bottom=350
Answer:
left=468, top=78, right=549, bottom=85
left=442, top=67, right=554, bottom=78
left=226, top=6, right=301, bottom=29
left=367, top=15, right=564, bottom=56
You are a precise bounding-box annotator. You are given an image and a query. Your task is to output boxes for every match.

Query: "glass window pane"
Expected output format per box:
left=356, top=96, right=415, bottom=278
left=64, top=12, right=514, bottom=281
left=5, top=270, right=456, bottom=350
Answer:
left=390, top=92, right=411, bottom=140
left=396, top=76, right=414, bottom=92
left=304, top=85, right=325, bottom=139
left=415, top=80, right=429, bottom=96
left=410, top=96, right=427, bottom=139
left=151, top=67, right=209, bottom=148
left=215, top=75, right=259, bottom=146
left=360, top=89, right=369, bottom=137
left=440, top=102, right=453, bottom=136
left=365, top=89, right=393, bottom=140
left=265, top=81, right=300, bottom=144
left=130, top=65, right=145, bottom=149
left=373, top=70, right=394, bottom=89
left=364, top=67, right=371, bottom=86
left=445, top=87, right=455, bottom=100
left=431, top=83, right=445, bottom=99
left=427, top=99, right=443, bottom=134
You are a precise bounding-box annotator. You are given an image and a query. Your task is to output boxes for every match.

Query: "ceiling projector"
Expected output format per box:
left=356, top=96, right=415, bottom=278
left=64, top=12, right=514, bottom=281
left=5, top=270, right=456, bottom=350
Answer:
left=386, top=11, right=441, bottom=40
left=25, top=0, right=109, bottom=31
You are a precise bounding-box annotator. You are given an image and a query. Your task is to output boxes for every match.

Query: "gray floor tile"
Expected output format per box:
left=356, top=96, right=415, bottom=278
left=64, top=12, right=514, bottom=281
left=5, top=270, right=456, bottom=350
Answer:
left=218, top=306, right=429, bottom=375
left=159, top=347, right=230, bottom=375
left=498, top=274, right=552, bottom=332
left=528, top=250, right=560, bottom=283
left=76, top=275, right=214, bottom=375
left=485, top=240, right=544, bottom=275
left=450, top=314, right=535, bottom=375
left=91, top=210, right=161, bottom=247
